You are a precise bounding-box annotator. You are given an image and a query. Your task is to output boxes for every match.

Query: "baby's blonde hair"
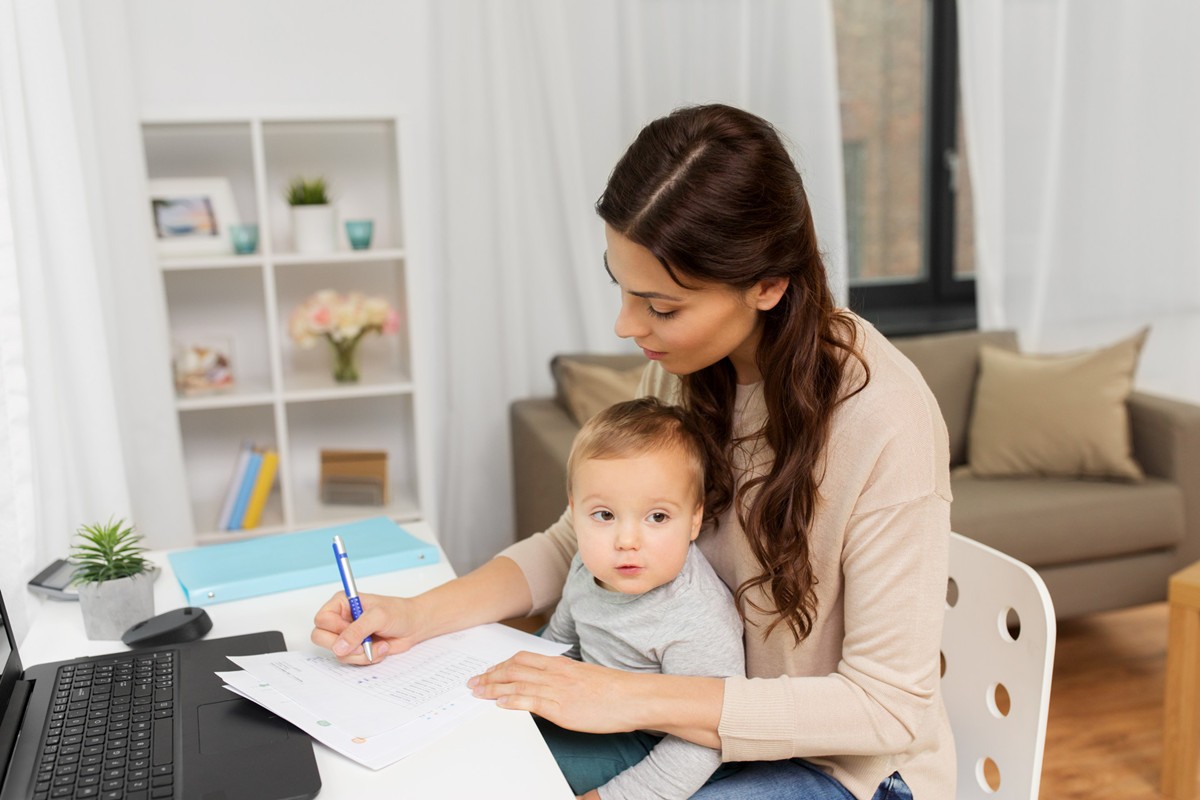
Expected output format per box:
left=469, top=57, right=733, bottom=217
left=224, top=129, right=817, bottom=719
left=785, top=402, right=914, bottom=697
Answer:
left=567, top=397, right=706, bottom=504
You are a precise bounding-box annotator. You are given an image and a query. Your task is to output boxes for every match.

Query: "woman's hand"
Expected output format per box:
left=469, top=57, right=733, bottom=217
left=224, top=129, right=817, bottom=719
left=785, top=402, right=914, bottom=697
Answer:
left=475, top=652, right=727, bottom=748
left=577, top=791, right=601, bottom=800
left=310, top=591, right=425, bottom=664
left=468, top=651, right=642, bottom=733
left=311, top=557, right=537, bottom=667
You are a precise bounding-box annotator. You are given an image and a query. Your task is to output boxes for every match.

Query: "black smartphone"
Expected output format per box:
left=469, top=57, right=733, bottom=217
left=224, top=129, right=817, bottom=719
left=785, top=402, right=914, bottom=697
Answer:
left=27, top=558, right=79, bottom=601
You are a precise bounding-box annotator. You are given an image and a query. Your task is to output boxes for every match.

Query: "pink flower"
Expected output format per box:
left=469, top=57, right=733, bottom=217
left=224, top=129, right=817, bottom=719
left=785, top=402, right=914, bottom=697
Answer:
left=382, top=309, right=401, bottom=335
left=307, top=303, right=333, bottom=332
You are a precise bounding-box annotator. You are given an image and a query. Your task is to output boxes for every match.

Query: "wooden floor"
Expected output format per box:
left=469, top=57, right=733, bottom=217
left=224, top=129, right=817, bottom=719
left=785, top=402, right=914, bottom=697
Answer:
left=1040, top=601, right=1189, bottom=799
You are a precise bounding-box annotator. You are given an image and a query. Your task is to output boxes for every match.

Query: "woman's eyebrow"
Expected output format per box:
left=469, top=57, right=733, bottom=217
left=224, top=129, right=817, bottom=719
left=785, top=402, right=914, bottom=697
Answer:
left=603, top=251, right=684, bottom=301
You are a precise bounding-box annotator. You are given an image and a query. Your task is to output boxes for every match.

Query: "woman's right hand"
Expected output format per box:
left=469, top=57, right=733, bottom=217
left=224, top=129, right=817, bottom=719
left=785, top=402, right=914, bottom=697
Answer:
left=311, top=556, right=536, bottom=666
left=310, top=591, right=424, bottom=664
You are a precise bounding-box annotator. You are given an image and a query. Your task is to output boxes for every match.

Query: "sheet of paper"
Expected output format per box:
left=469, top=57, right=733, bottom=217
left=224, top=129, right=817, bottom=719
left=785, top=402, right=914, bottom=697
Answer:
left=225, top=623, right=570, bottom=744
left=219, top=670, right=478, bottom=769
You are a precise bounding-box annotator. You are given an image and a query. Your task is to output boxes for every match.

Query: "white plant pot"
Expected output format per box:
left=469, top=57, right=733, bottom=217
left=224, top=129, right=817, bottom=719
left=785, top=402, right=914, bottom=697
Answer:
left=77, top=572, right=156, bottom=641
left=291, top=204, right=336, bottom=254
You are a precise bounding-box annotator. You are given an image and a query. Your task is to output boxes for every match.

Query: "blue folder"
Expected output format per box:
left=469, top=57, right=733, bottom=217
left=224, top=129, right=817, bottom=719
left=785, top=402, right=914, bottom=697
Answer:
left=167, top=516, right=441, bottom=605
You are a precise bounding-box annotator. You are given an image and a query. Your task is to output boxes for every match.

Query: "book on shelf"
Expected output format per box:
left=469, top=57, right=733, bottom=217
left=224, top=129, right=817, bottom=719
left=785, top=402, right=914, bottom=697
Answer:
left=216, top=442, right=279, bottom=532
left=227, top=449, right=262, bottom=531
left=241, top=449, right=279, bottom=529
left=216, top=442, right=254, bottom=531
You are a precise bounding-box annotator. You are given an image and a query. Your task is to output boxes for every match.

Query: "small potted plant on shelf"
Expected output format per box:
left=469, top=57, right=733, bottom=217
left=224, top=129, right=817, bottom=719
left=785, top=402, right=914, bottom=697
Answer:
left=285, top=175, right=335, bottom=254
left=71, top=517, right=155, bottom=641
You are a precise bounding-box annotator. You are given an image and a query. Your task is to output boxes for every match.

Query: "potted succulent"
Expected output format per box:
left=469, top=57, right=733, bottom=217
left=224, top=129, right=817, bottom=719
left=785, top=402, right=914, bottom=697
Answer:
left=286, top=176, right=335, bottom=254
left=71, top=517, right=155, bottom=640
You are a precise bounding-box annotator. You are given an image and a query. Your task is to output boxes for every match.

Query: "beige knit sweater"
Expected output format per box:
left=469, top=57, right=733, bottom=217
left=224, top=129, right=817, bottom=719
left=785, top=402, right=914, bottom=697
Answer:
left=501, top=315, right=955, bottom=799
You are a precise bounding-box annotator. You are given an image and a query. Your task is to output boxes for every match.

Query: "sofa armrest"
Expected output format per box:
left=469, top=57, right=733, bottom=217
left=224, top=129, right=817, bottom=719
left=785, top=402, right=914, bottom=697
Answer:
left=1130, top=391, right=1200, bottom=565
left=510, top=397, right=577, bottom=541
left=1130, top=392, right=1200, bottom=480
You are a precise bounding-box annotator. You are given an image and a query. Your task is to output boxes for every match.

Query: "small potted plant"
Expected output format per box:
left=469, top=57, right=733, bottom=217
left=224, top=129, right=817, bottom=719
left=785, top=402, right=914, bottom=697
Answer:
left=285, top=175, right=335, bottom=254
left=71, top=517, right=155, bottom=640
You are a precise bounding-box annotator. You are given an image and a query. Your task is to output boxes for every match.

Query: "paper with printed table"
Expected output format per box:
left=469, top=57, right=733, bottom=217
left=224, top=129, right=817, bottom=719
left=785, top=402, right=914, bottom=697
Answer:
left=219, top=623, right=569, bottom=769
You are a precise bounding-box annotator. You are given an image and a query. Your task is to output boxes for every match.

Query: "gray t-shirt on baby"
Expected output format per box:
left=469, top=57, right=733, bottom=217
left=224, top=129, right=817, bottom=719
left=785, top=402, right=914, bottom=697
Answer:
left=544, top=543, right=745, bottom=800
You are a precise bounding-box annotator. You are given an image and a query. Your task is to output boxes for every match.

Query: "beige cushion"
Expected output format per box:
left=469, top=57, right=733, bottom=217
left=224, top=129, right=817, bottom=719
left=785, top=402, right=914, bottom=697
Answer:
left=552, top=357, right=645, bottom=426
left=950, top=473, right=1184, bottom=567
left=892, top=329, right=1018, bottom=467
left=967, top=329, right=1149, bottom=480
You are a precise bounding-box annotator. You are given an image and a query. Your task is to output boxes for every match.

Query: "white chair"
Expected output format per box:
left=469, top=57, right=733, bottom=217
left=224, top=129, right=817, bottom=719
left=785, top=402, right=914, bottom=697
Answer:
left=942, top=532, right=1057, bottom=799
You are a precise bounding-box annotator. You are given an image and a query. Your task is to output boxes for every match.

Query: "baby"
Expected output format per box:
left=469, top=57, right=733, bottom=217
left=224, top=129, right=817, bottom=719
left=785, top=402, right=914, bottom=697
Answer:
left=539, top=397, right=744, bottom=800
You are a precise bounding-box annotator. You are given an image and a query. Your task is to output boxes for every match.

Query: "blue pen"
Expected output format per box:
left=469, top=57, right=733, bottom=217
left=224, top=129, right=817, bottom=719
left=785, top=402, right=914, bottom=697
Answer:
left=332, top=535, right=374, bottom=662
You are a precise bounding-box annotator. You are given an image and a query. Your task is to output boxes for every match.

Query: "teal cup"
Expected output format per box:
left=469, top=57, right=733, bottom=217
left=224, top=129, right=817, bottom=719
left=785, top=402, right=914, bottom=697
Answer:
left=230, top=223, right=259, bottom=255
left=345, top=219, right=374, bottom=250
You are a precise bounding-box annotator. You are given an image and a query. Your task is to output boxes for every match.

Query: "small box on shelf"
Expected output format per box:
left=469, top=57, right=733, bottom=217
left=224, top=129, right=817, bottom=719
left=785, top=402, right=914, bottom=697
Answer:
left=320, top=449, right=388, bottom=506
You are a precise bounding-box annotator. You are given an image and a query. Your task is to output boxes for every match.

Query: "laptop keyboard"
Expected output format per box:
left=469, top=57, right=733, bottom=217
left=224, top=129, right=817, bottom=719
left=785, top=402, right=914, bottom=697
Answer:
left=33, top=652, right=176, bottom=800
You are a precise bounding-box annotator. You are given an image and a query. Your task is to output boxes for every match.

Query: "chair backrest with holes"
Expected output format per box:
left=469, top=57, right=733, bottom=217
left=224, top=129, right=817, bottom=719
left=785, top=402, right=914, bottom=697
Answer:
left=942, top=532, right=1056, bottom=799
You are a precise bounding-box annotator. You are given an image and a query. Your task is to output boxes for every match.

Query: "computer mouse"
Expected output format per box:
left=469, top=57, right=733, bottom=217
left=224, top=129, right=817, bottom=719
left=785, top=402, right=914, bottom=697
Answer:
left=122, top=606, right=213, bottom=648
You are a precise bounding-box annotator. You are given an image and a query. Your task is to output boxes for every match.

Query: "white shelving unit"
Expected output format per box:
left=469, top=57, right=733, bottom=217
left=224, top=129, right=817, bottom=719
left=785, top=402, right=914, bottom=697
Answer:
left=142, top=114, right=433, bottom=545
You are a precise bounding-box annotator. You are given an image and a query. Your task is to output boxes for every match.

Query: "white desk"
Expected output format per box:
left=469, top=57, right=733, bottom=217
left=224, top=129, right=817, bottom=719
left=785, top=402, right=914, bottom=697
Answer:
left=18, top=522, right=573, bottom=800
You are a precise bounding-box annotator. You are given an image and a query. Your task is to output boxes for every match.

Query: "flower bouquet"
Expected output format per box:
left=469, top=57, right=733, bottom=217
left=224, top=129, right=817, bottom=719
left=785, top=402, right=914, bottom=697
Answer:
left=288, top=290, right=400, bottom=382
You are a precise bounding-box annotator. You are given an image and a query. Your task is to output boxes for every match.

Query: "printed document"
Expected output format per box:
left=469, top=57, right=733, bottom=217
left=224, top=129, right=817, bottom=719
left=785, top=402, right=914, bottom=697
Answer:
left=220, top=623, right=569, bottom=768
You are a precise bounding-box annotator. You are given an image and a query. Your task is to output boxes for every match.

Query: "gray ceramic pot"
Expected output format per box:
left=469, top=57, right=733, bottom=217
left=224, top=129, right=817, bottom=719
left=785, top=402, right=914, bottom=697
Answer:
left=76, top=571, right=155, bottom=640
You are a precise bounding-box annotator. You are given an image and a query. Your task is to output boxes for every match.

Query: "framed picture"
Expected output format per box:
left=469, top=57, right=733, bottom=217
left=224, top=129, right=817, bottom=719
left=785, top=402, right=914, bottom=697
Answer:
left=148, top=178, right=240, bottom=256
left=173, top=337, right=235, bottom=396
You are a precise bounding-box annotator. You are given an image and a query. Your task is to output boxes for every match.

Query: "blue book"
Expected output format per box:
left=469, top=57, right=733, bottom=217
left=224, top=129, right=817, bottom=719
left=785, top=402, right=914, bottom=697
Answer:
left=216, top=442, right=253, bottom=531
left=227, top=450, right=262, bottom=531
left=167, top=516, right=441, bottom=605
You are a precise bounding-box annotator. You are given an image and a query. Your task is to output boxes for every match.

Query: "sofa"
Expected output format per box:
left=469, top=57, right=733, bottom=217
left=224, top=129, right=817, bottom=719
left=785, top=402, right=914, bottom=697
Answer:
left=509, top=329, right=1200, bottom=619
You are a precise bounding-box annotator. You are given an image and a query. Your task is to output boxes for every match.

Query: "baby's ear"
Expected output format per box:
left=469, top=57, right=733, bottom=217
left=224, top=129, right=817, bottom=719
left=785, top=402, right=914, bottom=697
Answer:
left=690, top=504, right=703, bottom=541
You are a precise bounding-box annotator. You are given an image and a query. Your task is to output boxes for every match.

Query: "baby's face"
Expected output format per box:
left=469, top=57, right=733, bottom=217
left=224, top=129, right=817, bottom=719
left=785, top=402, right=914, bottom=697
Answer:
left=570, top=446, right=702, bottom=594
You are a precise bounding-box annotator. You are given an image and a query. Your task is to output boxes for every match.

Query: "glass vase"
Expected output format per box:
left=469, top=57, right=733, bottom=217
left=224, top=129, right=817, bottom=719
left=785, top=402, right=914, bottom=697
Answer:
left=330, top=340, right=360, bottom=383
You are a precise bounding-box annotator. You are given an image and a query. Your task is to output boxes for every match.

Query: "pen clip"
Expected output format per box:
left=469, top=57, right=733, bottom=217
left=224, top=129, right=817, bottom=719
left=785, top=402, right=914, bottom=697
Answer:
left=333, top=536, right=354, bottom=597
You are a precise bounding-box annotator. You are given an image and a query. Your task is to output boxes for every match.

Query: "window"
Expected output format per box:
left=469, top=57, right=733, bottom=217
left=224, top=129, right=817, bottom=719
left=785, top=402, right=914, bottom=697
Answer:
left=833, top=0, right=976, bottom=335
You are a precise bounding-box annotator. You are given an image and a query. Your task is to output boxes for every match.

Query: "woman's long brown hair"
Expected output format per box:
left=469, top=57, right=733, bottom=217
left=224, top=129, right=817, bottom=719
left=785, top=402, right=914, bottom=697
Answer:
left=596, top=104, right=869, bottom=644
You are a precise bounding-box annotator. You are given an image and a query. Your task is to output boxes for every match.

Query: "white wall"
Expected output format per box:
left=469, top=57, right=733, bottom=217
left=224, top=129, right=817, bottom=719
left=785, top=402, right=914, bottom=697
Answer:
left=73, top=0, right=440, bottom=547
left=125, top=2, right=430, bottom=119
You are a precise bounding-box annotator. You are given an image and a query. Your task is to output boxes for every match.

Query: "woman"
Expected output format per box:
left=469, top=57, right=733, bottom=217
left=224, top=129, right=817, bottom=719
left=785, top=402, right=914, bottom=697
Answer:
left=312, top=104, right=952, bottom=799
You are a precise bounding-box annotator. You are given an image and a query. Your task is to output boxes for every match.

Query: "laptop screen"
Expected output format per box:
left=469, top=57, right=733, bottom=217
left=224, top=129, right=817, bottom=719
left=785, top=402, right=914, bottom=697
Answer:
left=0, top=586, right=24, bottom=788
left=0, top=587, right=22, bottom=722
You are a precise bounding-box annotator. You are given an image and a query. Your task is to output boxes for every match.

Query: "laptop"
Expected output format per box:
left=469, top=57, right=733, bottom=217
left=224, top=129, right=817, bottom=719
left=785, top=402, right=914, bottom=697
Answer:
left=0, top=586, right=320, bottom=800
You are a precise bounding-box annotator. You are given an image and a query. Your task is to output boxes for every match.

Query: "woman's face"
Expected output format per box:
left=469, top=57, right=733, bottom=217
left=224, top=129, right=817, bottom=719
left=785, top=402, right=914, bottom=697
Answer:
left=604, top=225, right=784, bottom=384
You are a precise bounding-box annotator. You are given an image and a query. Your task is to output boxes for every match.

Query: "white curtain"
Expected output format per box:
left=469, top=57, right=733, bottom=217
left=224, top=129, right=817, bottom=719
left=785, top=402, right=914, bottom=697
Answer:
left=0, top=67, right=36, bottom=641
left=429, top=0, right=846, bottom=571
left=0, top=0, right=134, bottom=639
left=959, top=0, right=1200, bottom=402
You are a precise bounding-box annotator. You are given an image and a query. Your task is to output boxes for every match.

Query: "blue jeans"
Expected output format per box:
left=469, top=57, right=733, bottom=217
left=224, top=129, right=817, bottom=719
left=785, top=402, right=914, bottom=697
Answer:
left=535, top=717, right=913, bottom=799
left=691, top=761, right=913, bottom=800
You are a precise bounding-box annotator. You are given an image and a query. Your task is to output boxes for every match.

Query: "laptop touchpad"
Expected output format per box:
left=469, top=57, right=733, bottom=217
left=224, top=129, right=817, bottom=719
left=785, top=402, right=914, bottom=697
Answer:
left=197, top=698, right=291, bottom=754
